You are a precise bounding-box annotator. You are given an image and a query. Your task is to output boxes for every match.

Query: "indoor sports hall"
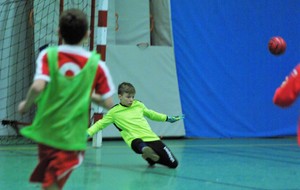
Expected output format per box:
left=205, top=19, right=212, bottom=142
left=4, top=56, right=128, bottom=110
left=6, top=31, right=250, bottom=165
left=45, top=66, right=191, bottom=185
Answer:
left=1, top=0, right=300, bottom=190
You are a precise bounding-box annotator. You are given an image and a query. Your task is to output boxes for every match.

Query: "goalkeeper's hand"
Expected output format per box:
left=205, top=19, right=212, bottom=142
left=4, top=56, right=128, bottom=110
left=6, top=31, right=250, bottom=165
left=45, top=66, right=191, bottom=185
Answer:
left=87, top=131, right=92, bottom=140
left=166, top=115, right=185, bottom=123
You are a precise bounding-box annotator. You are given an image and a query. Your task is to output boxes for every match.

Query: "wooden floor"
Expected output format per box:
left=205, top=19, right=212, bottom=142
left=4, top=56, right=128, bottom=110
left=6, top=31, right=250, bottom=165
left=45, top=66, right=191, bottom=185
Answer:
left=1, top=137, right=300, bottom=190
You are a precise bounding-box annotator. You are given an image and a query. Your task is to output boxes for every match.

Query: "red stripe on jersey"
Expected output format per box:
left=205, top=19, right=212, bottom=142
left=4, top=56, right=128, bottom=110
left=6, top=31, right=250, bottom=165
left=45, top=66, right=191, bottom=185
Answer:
left=38, top=50, right=113, bottom=96
left=41, top=52, right=87, bottom=74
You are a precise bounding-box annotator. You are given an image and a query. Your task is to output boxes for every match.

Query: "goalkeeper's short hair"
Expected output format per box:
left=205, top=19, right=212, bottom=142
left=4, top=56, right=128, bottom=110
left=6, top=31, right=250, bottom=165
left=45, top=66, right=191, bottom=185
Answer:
left=118, top=82, right=136, bottom=95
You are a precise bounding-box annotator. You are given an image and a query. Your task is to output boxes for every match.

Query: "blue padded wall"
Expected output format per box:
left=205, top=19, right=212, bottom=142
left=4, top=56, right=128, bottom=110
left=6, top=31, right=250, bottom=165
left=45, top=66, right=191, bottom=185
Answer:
left=171, top=0, right=300, bottom=137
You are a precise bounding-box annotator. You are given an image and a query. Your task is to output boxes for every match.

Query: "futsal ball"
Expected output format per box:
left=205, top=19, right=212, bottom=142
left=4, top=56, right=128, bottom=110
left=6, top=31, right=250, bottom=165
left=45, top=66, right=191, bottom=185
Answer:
left=268, top=36, right=286, bottom=55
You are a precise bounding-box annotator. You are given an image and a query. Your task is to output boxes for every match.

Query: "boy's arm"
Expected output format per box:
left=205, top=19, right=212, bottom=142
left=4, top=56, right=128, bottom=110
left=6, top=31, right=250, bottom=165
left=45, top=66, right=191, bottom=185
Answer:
left=143, top=105, right=184, bottom=123
left=87, top=112, right=113, bottom=136
left=91, top=92, right=114, bottom=110
left=273, top=64, right=300, bottom=107
left=140, top=101, right=184, bottom=123
left=144, top=109, right=183, bottom=123
left=18, top=79, right=46, bottom=114
left=93, top=59, right=115, bottom=110
left=143, top=107, right=167, bottom=122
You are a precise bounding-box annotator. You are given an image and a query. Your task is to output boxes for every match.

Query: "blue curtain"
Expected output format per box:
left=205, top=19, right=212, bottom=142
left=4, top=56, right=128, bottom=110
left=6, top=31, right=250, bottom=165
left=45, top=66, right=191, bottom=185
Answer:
left=171, top=0, right=300, bottom=137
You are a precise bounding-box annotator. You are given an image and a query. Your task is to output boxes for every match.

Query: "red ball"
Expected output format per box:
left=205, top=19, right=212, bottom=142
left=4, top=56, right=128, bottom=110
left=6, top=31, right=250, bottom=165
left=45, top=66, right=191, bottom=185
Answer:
left=268, top=36, right=287, bottom=55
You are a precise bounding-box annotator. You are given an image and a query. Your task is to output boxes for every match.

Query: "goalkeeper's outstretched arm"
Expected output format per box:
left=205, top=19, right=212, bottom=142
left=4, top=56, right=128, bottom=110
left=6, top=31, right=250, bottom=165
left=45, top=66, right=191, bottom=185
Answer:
left=87, top=113, right=113, bottom=136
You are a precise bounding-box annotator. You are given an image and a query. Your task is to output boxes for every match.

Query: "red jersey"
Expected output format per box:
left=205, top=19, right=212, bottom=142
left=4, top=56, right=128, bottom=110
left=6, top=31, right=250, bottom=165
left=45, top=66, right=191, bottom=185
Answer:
left=34, top=45, right=115, bottom=99
left=273, top=64, right=300, bottom=107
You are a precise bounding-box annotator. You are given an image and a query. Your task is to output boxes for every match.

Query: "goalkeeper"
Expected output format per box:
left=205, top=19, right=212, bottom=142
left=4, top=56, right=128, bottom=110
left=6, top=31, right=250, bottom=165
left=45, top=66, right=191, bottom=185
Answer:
left=88, top=82, right=183, bottom=168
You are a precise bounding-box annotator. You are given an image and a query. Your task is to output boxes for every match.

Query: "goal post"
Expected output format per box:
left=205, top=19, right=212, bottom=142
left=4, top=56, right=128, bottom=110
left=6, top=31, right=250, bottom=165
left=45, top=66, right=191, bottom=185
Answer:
left=0, top=1, right=105, bottom=145
left=90, top=103, right=103, bottom=148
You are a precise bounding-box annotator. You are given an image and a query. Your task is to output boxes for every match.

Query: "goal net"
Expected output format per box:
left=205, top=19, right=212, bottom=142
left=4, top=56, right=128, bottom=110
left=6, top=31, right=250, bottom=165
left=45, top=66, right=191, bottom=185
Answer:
left=0, top=0, right=99, bottom=143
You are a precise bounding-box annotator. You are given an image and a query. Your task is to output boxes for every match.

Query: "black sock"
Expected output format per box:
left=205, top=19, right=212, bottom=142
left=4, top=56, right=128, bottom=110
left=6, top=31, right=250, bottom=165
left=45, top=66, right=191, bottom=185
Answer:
left=139, top=142, right=147, bottom=152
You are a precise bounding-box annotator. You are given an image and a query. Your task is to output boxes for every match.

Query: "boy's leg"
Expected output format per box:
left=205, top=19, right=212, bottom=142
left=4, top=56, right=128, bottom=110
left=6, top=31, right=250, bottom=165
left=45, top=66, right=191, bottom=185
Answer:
left=32, top=144, right=84, bottom=189
left=131, top=138, right=160, bottom=163
left=43, top=183, right=59, bottom=190
left=148, top=140, right=178, bottom=169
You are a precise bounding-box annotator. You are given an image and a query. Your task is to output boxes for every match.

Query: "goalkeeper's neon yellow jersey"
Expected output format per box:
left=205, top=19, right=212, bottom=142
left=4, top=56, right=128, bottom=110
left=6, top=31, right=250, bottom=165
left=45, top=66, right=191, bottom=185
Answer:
left=88, top=100, right=167, bottom=147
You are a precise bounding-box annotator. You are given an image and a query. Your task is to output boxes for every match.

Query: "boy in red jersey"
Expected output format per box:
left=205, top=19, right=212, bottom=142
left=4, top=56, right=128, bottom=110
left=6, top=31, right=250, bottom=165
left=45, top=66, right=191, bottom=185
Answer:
left=88, top=82, right=183, bottom=168
left=273, top=63, right=300, bottom=145
left=18, top=9, right=115, bottom=190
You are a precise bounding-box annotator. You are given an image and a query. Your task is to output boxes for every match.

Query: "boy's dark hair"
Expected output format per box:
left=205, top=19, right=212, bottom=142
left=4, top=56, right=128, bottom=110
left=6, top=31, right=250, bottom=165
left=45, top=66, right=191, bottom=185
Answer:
left=118, top=82, right=136, bottom=95
left=59, top=9, right=88, bottom=45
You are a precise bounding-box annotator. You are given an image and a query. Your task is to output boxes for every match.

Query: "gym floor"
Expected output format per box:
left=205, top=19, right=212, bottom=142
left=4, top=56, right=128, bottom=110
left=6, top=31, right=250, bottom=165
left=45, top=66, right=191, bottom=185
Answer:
left=1, top=137, right=300, bottom=190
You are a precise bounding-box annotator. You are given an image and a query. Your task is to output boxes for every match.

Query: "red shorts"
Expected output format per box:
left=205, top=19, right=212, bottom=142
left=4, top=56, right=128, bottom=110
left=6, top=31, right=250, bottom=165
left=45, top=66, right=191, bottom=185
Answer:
left=30, top=144, right=84, bottom=189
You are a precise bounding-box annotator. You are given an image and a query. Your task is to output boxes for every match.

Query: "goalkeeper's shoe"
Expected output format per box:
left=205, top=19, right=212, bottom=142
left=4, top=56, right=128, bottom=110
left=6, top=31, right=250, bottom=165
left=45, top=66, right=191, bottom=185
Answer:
left=142, top=146, right=160, bottom=162
left=145, top=158, right=156, bottom=167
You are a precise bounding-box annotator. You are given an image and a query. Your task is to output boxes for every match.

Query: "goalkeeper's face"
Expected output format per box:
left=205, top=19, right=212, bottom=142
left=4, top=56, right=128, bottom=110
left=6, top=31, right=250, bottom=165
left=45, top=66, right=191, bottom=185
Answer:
left=119, top=92, right=135, bottom=107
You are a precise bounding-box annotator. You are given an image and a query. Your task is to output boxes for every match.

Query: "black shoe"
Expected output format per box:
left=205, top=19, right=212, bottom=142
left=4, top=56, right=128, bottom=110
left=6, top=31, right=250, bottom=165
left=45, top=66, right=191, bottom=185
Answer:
left=146, top=158, right=156, bottom=167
